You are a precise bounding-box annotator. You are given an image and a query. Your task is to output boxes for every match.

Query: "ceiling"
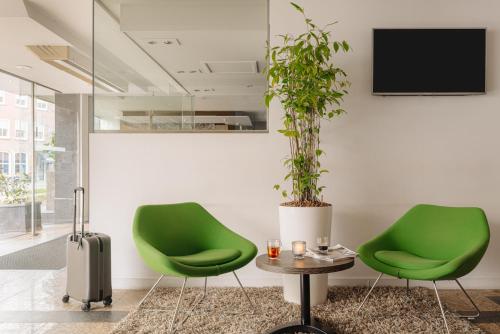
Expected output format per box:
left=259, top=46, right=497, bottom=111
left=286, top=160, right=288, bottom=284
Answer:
left=0, top=0, right=92, bottom=93
left=97, top=0, right=268, bottom=113
left=0, top=0, right=268, bottom=120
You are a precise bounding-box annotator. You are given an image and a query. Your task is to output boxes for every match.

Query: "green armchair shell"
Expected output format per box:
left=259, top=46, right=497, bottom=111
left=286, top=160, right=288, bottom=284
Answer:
left=357, top=204, right=489, bottom=333
left=133, top=202, right=258, bottom=331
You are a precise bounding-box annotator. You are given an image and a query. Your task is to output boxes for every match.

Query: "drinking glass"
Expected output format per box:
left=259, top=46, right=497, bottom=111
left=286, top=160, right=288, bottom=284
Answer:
left=317, top=236, right=329, bottom=254
left=267, top=239, right=281, bottom=259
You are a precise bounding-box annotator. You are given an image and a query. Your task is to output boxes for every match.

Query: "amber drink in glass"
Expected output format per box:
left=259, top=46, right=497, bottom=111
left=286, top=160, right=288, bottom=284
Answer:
left=267, top=239, right=281, bottom=259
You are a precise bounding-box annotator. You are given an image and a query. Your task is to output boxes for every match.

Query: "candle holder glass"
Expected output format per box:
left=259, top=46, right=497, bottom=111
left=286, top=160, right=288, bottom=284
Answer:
left=292, top=240, right=306, bottom=259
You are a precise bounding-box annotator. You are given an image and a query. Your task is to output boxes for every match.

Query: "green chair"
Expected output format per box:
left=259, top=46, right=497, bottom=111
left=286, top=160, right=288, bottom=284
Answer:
left=133, top=202, right=258, bottom=332
left=357, top=204, right=489, bottom=333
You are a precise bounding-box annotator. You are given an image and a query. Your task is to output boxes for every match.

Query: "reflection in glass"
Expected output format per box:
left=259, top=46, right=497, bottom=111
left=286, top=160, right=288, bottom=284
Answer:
left=93, top=0, right=268, bottom=132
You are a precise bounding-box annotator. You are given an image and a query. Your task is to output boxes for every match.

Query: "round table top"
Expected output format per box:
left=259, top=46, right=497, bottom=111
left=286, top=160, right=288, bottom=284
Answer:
left=255, top=250, right=355, bottom=275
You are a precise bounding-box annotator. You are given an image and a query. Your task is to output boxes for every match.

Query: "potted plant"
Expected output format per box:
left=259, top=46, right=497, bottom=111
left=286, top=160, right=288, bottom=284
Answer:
left=0, top=174, right=42, bottom=233
left=266, top=3, right=350, bottom=305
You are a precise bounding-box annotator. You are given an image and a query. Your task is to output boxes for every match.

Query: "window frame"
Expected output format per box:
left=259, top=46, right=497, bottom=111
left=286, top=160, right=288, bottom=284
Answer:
left=0, top=119, right=10, bottom=138
left=14, top=152, right=28, bottom=175
left=35, top=125, right=45, bottom=141
left=0, top=151, right=10, bottom=175
left=14, top=120, right=28, bottom=140
left=36, top=99, right=49, bottom=111
left=15, top=95, right=29, bottom=108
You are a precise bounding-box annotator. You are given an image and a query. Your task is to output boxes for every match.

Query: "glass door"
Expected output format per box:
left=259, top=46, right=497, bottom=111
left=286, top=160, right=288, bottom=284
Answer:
left=0, top=71, right=34, bottom=239
left=0, top=70, right=80, bottom=245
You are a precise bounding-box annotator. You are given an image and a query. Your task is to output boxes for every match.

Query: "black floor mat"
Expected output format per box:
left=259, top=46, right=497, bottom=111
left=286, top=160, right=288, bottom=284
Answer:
left=0, top=235, right=67, bottom=269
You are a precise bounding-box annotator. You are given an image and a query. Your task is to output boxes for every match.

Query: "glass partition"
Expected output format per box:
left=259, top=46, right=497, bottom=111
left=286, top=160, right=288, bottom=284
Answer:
left=34, top=86, right=79, bottom=226
left=0, top=70, right=79, bottom=241
left=0, top=71, right=34, bottom=238
left=93, top=0, right=268, bottom=132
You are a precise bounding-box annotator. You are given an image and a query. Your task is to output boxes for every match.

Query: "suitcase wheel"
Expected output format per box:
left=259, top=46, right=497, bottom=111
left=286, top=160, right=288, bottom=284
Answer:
left=81, top=302, right=91, bottom=312
left=62, top=295, right=70, bottom=303
left=103, top=296, right=112, bottom=306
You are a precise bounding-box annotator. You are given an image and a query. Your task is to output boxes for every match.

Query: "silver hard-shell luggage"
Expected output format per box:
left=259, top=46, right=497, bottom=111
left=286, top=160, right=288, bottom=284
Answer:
left=62, top=187, right=112, bottom=311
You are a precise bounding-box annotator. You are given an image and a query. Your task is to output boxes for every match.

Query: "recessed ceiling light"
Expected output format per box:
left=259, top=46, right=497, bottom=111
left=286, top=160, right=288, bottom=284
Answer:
left=189, top=70, right=198, bottom=74
left=194, top=89, right=200, bottom=92
left=177, top=70, right=185, bottom=74
left=16, top=65, right=32, bottom=70
left=144, top=38, right=181, bottom=46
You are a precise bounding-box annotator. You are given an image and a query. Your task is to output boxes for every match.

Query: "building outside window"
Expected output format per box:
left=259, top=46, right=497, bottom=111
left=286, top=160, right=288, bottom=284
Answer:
left=36, top=99, right=48, bottom=111
left=0, top=119, right=9, bottom=138
left=36, top=154, right=46, bottom=181
left=0, top=90, right=5, bottom=105
left=0, top=152, right=9, bottom=175
left=35, top=125, right=44, bottom=140
left=15, top=152, right=27, bottom=175
left=15, top=120, right=28, bottom=139
left=15, top=95, right=29, bottom=108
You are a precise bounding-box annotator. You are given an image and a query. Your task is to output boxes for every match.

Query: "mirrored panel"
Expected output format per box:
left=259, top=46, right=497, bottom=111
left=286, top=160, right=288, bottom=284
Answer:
left=93, top=0, right=268, bottom=132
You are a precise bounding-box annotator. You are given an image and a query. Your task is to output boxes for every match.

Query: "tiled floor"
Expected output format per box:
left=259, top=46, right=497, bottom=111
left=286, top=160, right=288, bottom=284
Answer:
left=0, top=269, right=499, bottom=334
left=440, top=288, right=500, bottom=333
left=0, top=269, right=143, bottom=334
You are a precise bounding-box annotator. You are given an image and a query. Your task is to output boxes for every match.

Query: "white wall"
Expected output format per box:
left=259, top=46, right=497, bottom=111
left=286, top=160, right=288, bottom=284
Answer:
left=90, top=0, right=500, bottom=289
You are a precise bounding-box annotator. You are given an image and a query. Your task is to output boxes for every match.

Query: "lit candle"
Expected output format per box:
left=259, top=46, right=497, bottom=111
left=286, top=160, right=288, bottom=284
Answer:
left=292, top=241, right=306, bottom=259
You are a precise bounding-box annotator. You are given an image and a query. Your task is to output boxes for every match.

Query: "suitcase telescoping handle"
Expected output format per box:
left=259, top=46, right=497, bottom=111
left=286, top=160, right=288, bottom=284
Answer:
left=73, top=187, right=85, bottom=243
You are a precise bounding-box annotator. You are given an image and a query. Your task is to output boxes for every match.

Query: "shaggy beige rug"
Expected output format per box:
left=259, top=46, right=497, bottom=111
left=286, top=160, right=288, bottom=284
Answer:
left=110, top=286, right=482, bottom=334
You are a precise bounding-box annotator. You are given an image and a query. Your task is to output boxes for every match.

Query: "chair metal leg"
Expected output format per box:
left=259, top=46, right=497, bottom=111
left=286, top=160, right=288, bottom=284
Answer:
left=357, top=272, right=383, bottom=312
left=406, top=279, right=410, bottom=293
left=139, top=274, right=164, bottom=306
left=455, top=279, right=481, bottom=319
left=169, top=277, right=188, bottom=333
left=177, top=277, right=209, bottom=329
left=233, top=271, right=256, bottom=313
left=433, top=281, right=450, bottom=334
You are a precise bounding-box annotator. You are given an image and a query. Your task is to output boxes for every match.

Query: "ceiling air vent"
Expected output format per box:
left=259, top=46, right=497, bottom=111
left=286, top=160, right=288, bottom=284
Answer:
left=201, top=60, right=258, bottom=74
left=27, top=45, right=125, bottom=93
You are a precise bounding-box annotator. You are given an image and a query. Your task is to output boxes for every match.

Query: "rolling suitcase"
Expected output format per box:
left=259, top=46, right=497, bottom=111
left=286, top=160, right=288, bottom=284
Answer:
left=62, top=187, right=112, bottom=311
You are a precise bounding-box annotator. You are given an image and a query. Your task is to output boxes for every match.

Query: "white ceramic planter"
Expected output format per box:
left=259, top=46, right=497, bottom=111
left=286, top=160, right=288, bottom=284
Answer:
left=279, top=205, right=332, bottom=306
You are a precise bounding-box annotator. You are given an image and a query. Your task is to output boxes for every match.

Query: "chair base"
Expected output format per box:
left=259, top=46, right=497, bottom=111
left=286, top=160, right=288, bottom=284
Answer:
left=139, top=271, right=255, bottom=333
left=357, top=275, right=481, bottom=334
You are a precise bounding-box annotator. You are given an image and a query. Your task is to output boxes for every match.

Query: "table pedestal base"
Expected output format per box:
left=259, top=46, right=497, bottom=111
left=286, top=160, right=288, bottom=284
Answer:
left=265, top=319, right=335, bottom=334
left=266, top=274, right=336, bottom=334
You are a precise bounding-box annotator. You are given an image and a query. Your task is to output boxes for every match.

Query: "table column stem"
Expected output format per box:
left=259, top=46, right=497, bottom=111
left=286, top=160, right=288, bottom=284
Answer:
left=300, top=273, right=311, bottom=325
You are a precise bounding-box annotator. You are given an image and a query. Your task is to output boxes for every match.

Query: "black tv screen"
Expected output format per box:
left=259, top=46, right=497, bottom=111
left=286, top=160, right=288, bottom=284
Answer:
left=373, top=28, right=486, bottom=95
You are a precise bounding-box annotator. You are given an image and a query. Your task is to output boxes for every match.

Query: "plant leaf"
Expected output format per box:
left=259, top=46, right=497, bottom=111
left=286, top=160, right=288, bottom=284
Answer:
left=290, top=2, right=304, bottom=13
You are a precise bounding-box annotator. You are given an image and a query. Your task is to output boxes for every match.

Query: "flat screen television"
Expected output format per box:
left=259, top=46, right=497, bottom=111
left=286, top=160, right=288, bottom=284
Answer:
left=372, top=28, right=486, bottom=95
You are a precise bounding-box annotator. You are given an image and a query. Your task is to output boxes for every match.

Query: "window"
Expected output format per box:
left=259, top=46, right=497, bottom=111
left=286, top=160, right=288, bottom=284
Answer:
left=35, top=125, right=44, bottom=140
left=15, top=95, right=29, bottom=108
left=36, top=99, right=48, bottom=111
left=15, top=120, right=28, bottom=139
left=15, top=153, right=27, bottom=175
left=0, top=119, right=9, bottom=138
left=0, top=90, right=5, bottom=105
left=0, top=152, right=9, bottom=175
left=36, top=154, right=46, bottom=181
